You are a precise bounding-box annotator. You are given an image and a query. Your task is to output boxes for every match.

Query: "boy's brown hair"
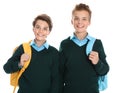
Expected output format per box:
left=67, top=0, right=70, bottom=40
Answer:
left=32, top=14, right=53, bottom=31
left=72, top=3, right=92, bottom=21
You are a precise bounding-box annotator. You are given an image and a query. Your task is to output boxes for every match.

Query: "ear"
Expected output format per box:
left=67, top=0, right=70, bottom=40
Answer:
left=71, top=19, right=73, bottom=24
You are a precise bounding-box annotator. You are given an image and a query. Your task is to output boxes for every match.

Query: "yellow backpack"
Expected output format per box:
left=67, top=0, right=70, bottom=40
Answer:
left=10, top=41, right=31, bottom=93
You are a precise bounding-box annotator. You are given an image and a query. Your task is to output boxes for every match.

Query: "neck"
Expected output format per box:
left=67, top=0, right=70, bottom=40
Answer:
left=34, top=39, right=46, bottom=47
left=74, top=32, right=88, bottom=40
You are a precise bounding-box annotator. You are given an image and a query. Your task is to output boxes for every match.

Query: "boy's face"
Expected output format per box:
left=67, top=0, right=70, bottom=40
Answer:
left=71, top=10, right=90, bottom=33
left=33, top=20, right=50, bottom=41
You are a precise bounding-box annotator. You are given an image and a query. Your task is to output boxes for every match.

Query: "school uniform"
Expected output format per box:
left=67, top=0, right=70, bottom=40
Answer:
left=3, top=41, right=59, bottom=93
left=59, top=34, right=109, bottom=93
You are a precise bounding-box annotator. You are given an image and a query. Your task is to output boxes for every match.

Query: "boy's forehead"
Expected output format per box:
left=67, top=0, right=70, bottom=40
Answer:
left=73, top=11, right=90, bottom=17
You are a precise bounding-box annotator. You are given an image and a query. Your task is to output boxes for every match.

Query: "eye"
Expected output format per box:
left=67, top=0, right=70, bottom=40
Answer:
left=82, top=17, right=89, bottom=21
left=35, top=25, right=40, bottom=29
left=43, top=27, right=49, bottom=31
left=74, top=17, right=79, bottom=21
left=82, top=18, right=87, bottom=20
left=43, top=27, right=48, bottom=31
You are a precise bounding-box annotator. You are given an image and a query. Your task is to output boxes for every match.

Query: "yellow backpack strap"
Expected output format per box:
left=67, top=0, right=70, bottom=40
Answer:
left=22, top=42, right=32, bottom=69
left=12, top=41, right=32, bottom=93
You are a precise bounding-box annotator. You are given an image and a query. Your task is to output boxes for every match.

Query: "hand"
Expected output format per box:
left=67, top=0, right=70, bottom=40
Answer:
left=88, top=51, right=99, bottom=65
left=19, top=53, right=30, bottom=67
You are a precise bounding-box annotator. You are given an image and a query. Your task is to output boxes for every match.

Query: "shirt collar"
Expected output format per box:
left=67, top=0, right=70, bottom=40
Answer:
left=70, top=33, right=93, bottom=41
left=30, top=40, right=49, bottom=49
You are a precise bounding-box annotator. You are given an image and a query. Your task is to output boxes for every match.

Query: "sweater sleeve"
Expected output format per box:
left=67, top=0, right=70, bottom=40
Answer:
left=3, top=44, right=24, bottom=73
left=93, top=39, right=110, bottom=76
left=49, top=48, right=60, bottom=93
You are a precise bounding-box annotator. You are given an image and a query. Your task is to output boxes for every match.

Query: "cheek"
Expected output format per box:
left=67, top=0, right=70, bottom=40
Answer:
left=33, top=30, right=38, bottom=36
left=84, top=22, right=90, bottom=27
left=33, top=30, right=36, bottom=34
left=33, top=29, right=36, bottom=33
left=46, top=31, right=50, bottom=35
left=87, top=21, right=90, bottom=25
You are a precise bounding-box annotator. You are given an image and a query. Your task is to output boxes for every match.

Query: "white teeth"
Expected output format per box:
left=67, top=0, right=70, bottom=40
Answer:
left=78, top=25, right=83, bottom=27
left=38, top=34, right=43, bottom=37
left=78, top=25, right=84, bottom=28
left=39, top=35, right=45, bottom=37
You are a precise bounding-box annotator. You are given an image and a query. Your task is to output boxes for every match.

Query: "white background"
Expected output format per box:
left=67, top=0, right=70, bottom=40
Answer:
left=0, top=0, right=119, bottom=93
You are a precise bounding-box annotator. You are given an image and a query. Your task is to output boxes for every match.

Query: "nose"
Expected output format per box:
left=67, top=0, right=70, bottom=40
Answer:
left=37, top=28, right=44, bottom=33
left=78, top=19, right=82, bottom=24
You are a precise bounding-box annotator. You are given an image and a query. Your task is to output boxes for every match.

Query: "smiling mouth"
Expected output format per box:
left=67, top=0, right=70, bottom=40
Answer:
left=77, top=25, right=84, bottom=28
